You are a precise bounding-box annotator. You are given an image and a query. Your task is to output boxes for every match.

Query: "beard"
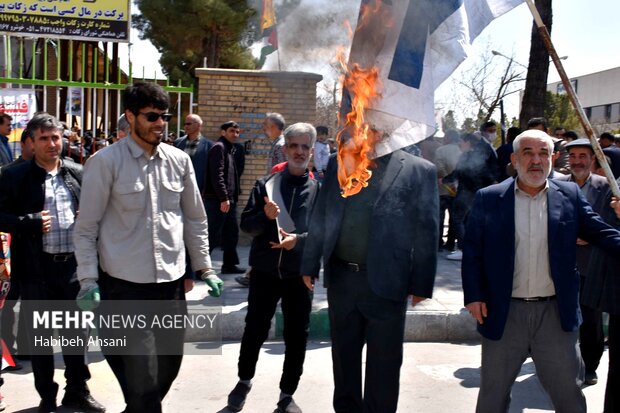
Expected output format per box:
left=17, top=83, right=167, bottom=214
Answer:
left=134, top=122, right=162, bottom=148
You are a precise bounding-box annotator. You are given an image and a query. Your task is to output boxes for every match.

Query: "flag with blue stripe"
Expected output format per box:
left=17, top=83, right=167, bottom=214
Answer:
left=345, top=0, right=523, bottom=156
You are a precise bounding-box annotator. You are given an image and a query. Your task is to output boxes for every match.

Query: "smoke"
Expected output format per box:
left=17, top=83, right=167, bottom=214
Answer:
left=263, top=0, right=360, bottom=91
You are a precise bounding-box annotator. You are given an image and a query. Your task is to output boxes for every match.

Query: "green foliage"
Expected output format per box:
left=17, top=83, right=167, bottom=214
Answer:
left=544, top=91, right=581, bottom=132
left=133, top=0, right=257, bottom=88
left=460, top=117, right=476, bottom=133
left=442, top=110, right=458, bottom=131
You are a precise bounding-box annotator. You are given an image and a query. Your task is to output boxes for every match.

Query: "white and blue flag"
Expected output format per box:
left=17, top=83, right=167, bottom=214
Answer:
left=345, top=0, right=523, bottom=156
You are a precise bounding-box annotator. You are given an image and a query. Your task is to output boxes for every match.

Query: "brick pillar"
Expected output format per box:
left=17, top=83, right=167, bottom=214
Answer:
left=195, top=68, right=323, bottom=244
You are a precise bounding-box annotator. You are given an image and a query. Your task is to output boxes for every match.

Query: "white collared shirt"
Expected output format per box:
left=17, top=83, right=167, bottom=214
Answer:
left=512, top=180, right=556, bottom=298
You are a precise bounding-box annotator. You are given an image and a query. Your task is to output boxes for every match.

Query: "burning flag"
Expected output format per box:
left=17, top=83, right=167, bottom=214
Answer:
left=258, top=0, right=279, bottom=68
left=337, top=0, right=523, bottom=196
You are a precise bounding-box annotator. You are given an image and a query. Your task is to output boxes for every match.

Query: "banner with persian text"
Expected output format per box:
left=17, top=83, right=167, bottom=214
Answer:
left=0, top=0, right=130, bottom=42
left=0, top=88, right=37, bottom=158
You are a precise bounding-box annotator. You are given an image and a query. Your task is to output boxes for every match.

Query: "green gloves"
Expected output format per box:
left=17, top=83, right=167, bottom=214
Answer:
left=77, top=279, right=101, bottom=311
left=201, top=269, right=224, bottom=297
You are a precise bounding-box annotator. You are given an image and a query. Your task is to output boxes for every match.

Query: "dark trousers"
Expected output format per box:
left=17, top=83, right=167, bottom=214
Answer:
left=605, top=314, right=619, bottom=413
left=98, top=272, right=186, bottom=413
left=238, top=269, right=312, bottom=395
left=205, top=199, right=240, bottom=268
left=20, top=254, right=91, bottom=402
left=327, top=265, right=407, bottom=413
left=579, top=278, right=604, bottom=373
left=452, top=190, right=476, bottom=249
left=439, top=195, right=456, bottom=249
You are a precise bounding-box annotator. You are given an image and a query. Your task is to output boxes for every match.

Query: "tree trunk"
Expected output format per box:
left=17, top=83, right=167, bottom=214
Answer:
left=518, top=0, right=552, bottom=129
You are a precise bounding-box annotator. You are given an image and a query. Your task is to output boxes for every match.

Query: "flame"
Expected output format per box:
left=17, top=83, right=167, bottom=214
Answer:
left=336, top=0, right=386, bottom=198
left=336, top=62, right=381, bottom=198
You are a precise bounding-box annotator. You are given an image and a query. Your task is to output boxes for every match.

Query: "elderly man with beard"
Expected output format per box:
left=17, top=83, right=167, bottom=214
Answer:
left=74, top=82, right=219, bottom=413
left=226, top=123, right=319, bottom=413
left=555, top=138, right=609, bottom=386
left=462, top=129, right=620, bottom=413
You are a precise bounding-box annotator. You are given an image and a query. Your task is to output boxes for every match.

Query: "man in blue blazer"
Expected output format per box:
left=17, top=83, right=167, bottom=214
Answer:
left=174, top=114, right=213, bottom=194
left=462, top=129, right=620, bottom=413
left=301, top=148, right=439, bottom=413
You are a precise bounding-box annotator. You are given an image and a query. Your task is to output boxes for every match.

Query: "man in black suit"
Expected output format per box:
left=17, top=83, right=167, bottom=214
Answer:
left=301, top=144, right=439, bottom=413
left=204, top=121, right=245, bottom=274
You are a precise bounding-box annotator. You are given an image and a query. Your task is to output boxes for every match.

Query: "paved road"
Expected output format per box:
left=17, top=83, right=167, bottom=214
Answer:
left=2, top=341, right=608, bottom=412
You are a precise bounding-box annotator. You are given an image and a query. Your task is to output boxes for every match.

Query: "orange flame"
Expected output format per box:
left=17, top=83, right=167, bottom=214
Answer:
left=336, top=62, right=382, bottom=198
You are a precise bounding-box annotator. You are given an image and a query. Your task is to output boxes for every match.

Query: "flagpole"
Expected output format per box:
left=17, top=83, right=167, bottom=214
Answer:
left=524, top=0, right=620, bottom=198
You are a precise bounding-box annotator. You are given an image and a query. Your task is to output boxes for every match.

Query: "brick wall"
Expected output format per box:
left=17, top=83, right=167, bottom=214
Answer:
left=195, top=68, right=322, bottom=244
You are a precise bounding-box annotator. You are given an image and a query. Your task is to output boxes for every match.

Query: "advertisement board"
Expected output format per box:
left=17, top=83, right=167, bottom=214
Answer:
left=0, top=0, right=131, bottom=42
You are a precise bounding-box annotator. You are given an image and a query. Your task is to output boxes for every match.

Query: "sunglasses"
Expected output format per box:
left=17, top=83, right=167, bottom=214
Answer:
left=139, top=111, right=173, bottom=122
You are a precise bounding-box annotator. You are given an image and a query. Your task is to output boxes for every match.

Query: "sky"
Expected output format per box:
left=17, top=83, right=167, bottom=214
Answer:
left=124, top=0, right=620, bottom=123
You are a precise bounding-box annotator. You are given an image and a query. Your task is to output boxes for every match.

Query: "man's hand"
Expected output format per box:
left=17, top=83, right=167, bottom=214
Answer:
left=220, top=200, right=230, bottom=213
left=41, top=210, right=51, bottom=233
left=270, top=229, right=297, bottom=250
left=411, top=295, right=427, bottom=307
left=263, top=196, right=280, bottom=220
left=184, top=279, right=194, bottom=293
left=76, top=279, right=100, bottom=311
left=612, top=196, right=620, bottom=220
left=466, top=301, right=488, bottom=324
left=201, top=269, right=223, bottom=297
left=576, top=238, right=588, bottom=246
left=302, top=275, right=315, bottom=292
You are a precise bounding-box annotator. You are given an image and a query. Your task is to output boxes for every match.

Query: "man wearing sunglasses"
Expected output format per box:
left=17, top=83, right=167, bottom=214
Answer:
left=74, top=82, right=221, bottom=413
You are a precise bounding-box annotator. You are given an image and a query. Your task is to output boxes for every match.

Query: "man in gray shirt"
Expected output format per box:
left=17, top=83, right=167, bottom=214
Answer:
left=74, top=82, right=222, bottom=413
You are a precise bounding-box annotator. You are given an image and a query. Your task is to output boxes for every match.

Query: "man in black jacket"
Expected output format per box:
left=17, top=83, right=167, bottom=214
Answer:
left=226, top=123, right=319, bottom=413
left=0, top=114, right=104, bottom=413
left=204, top=121, right=245, bottom=274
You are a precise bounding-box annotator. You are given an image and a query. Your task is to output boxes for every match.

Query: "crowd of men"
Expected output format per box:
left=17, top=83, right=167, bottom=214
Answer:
left=1, top=83, right=620, bottom=413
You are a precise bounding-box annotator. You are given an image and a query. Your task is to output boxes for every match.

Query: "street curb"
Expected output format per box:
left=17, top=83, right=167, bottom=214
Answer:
left=185, top=306, right=481, bottom=343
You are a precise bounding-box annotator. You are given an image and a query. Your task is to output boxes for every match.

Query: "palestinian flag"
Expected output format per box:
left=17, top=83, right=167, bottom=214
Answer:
left=258, top=0, right=278, bottom=68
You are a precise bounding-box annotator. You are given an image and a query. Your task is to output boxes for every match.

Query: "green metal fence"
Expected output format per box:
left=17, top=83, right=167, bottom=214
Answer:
left=0, top=35, right=193, bottom=142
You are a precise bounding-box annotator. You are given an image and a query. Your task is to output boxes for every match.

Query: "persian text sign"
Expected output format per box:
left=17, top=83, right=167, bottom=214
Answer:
left=0, top=0, right=130, bottom=42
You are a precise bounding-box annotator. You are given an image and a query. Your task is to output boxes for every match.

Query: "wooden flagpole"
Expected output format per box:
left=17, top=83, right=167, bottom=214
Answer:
left=524, top=0, right=620, bottom=198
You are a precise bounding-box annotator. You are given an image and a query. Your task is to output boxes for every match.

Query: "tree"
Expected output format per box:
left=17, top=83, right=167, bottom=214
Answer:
left=460, top=117, right=476, bottom=133
left=133, top=0, right=257, bottom=87
left=456, top=50, right=525, bottom=125
left=316, top=80, right=340, bottom=132
left=544, top=91, right=581, bottom=132
left=442, top=110, right=458, bottom=131
left=518, top=0, right=552, bottom=128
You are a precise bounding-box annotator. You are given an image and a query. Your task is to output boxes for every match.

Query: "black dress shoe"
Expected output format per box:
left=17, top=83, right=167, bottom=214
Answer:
left=38, top=399, right=57, bottom=413
left=276, top=396, right=302, bottom=413
left=221, top=265, right=247, bottom=274
left=585, top=371, right=598, bottom=385
left=227, top=382, right=252, bottom=412
left=61, top=390, right=106, bottom=412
